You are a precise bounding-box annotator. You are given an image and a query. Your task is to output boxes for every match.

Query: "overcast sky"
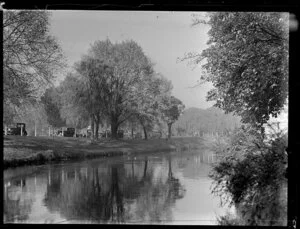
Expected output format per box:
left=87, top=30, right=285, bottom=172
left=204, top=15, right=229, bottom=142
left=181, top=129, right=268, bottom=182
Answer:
left=49, top=10, right=214, bottom=109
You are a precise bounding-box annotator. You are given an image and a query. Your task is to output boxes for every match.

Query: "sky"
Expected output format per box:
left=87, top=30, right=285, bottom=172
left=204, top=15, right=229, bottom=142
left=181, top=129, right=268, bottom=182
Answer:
left=49, top=10, right=214, bottom=109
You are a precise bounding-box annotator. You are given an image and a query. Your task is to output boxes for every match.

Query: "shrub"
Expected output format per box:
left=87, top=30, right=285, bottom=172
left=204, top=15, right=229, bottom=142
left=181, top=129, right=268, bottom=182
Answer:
left=209, top=124, right=287, bottom=226
left=217, top=213, right=245, bottom=225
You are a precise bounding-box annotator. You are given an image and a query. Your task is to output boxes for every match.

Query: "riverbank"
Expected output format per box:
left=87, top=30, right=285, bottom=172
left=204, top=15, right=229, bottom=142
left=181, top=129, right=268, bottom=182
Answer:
left=3, top=136, right=208, bottom=169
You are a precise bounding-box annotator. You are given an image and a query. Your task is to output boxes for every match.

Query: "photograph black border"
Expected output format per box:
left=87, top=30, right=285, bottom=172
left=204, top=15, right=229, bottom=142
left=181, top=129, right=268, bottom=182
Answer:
left=1, top=1, right=299, bottom=228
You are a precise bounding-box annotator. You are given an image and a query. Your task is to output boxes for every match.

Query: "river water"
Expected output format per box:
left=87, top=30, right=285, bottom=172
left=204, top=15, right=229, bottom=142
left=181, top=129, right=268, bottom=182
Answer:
left=3, top=150, right=234, bottom=224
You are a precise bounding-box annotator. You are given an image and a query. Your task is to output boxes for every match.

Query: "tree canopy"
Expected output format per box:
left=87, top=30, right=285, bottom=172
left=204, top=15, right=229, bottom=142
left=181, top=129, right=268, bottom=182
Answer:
left=133, top=74, right=173, bottom=139
left=184, top=12, right=289, bottom=130
left=54, top=39, right=182, bottom=140
left=40, top=87, right=65, bottom=128
left=159, top=96, right=185, bottom=139
left=3, top=10, right=65, bottom=125
left=72, top=39, right=160, bottom=139
left=58, top=75, right=90, bottom=130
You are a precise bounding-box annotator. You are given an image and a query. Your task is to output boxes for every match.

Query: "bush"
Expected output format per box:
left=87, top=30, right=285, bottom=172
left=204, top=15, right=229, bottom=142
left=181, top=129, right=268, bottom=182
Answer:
left=217, top=213, right=245, bottom=225
left=209, top=124, right=287, bottom=226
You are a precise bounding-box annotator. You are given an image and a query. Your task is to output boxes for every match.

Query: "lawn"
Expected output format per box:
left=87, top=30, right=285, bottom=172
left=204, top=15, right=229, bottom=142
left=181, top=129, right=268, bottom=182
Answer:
left=3, top=135, right=207, bottom=169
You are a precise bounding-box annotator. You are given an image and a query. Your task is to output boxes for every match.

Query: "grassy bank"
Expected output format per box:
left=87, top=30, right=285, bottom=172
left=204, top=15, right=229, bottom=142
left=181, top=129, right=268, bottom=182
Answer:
left=3, top=136, right=207, bottom=169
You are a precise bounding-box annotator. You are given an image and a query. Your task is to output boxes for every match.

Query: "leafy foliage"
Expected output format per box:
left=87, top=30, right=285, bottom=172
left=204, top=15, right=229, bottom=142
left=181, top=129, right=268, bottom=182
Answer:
left=184, top=12, right=288, bottom=226
left=64, top=39, right=175, bottom=139
left=40, top=87, right=65, bottom=128
left=74, top=39, right=156, bottom=138
left=209, top=125, right=287, bottom=225
left=133, top=74, right=173, bottom=139
left=185, top=12, right=289, bottom=129
left=3, top=10, right=65, bottom=106
left=160, top=96, right=185, bottom=125
left=159, top=96, right=185, bottom=139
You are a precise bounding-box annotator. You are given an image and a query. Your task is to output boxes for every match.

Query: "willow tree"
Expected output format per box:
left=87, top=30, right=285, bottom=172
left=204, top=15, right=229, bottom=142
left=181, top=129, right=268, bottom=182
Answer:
left=78, top=39, right=154, bottom=139
left=184, top=12, right=289, bottom=132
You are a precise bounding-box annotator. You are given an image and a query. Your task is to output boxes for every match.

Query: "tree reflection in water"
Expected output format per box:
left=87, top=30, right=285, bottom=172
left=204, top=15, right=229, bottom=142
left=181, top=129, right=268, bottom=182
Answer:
left=44, top=165, right=127, bottom=223
left=4, top=179, right=33, bottom=223
left=43, top=155, right=186, bottom=223
left=134, top=156, right=186, bottom=223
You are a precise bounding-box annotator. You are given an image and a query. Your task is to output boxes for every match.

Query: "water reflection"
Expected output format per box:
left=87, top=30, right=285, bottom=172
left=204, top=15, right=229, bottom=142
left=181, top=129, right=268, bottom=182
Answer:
left=4, top=179, right=33, bottom=222
left=4, top=150, right=225, bottom=224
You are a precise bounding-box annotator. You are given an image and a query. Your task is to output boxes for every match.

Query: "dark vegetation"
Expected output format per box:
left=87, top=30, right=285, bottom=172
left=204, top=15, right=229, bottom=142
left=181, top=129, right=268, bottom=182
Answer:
left=208, top=125, right=287, bottom=225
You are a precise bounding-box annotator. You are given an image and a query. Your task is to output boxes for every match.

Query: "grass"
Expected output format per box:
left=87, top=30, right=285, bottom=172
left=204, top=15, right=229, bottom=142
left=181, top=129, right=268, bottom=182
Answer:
left=3, top=135, right=207, bottom=169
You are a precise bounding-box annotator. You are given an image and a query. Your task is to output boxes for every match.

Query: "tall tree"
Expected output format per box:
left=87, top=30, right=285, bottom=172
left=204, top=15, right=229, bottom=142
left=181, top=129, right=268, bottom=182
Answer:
left=183, top=12, right=288, bottom=131
left=58, top=72, right=103, bottom=138
left=133, top=74, right=173, bottom=140
left=159, top=96, right=185, bottom=139
left=77, top=39, right=154, bottom=139
left=40, top=87, right=65, bottom=129
left=3, top=10, right=65, bottom=107
left=75, top=56, right=113, bottom=139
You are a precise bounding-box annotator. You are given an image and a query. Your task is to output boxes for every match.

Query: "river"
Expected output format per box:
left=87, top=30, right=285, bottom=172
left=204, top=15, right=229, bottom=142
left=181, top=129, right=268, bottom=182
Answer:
left=3, top=150, right=235, bottom=224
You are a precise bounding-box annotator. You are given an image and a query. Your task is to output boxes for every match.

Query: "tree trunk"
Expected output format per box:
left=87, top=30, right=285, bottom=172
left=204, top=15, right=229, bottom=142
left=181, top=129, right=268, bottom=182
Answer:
left=131, top=127, right=134, bottom=139
left=95, top=118, right=99, bottom=140
left=111, top=116, right=119, bottom=139
left=111, top=124, right=118, bottom=139
left=167, top=123, right=172, bottom=140
left=143, top=126, right=148, bottom=140
left=131, top=160, right=135, bottom=178
left=90, top=115, right=95, bottom=139
left=139, top=118, right=148, bottom=140
left=143, top=158, right=148, bottom=178
left=260, top=124, right=265, bottom=139
left=168, top=156, right=173, bottom=179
